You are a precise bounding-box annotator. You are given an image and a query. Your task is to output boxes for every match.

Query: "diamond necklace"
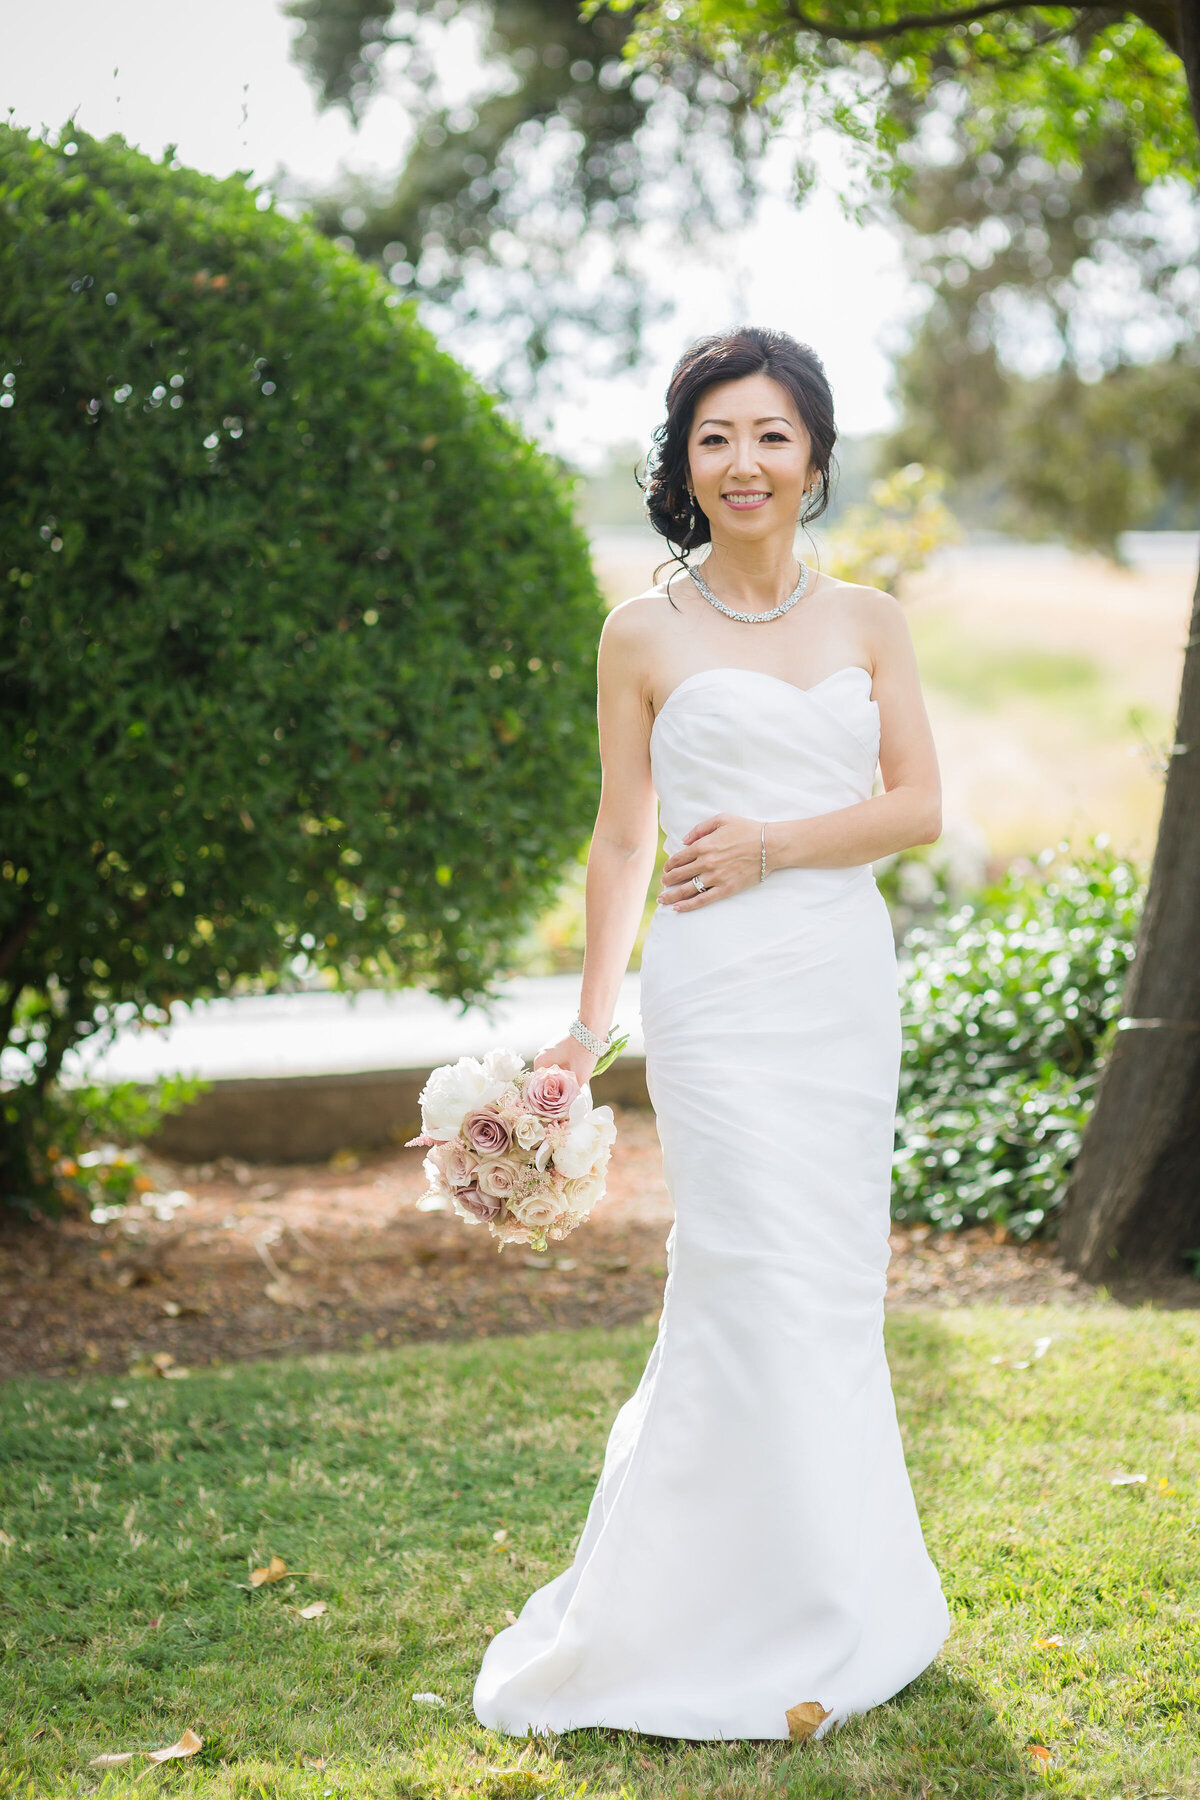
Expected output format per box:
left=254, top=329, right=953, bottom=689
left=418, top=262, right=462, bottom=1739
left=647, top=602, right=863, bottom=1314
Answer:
left=687, top=557, right=810, bottom=624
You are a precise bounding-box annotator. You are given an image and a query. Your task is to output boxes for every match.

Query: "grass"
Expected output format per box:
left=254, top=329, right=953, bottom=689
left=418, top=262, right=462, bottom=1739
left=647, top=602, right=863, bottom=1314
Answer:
left=0, top=1306, right=1197, bottom=1800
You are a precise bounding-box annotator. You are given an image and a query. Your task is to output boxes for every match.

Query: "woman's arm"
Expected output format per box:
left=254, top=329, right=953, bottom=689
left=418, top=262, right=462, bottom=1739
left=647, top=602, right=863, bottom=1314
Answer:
left=534, top=603, right=660, bottom=1080
left=657, top=589, right=941, bottom=912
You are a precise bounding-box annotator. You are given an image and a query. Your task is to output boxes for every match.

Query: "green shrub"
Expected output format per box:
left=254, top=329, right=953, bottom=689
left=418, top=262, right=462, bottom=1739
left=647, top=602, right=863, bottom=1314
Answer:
left=0, top=125, right=604, bottom=1205
left=893, top=837, right=1144, bottom=1239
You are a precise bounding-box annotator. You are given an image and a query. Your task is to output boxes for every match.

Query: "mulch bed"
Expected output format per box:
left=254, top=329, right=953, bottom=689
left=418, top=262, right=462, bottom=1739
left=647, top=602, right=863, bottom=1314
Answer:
left=0, top=1107, right=1192, bottom=1381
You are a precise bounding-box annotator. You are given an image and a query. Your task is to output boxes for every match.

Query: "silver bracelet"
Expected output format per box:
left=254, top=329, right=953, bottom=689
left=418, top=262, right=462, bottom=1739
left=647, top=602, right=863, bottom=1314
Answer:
left=760, top=821, right=768, bottom=883
left=570, top=1016, right=611, bottom=1057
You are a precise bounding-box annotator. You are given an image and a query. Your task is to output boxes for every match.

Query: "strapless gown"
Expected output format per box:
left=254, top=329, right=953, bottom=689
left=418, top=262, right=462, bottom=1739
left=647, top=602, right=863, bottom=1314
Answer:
left=472, top=664, right=950, bottom=1741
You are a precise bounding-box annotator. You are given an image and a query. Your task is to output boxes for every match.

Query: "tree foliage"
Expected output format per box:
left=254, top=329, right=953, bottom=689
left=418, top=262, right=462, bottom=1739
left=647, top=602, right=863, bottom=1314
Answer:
left=0, top=125, right=604, bottom=1203
left=283, top=0, right=762, bottom=397
left=883, top=127, right=1200, bottom=551
left=616, top=0, right=1196, bottom=196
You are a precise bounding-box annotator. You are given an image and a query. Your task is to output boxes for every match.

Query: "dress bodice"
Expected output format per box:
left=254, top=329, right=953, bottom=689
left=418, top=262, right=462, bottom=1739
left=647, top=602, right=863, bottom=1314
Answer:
left=648, top=664, right=881, bottom=908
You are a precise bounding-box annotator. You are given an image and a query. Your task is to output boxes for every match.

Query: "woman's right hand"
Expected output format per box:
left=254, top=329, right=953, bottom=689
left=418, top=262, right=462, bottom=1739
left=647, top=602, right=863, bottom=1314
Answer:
left=534, top=1034, right=597, bottom=1088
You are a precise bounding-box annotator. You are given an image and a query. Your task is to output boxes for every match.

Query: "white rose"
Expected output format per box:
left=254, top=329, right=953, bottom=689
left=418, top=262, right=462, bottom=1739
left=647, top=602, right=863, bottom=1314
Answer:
left=482, top=1046, right=525, bottom=1085
left=477, top=1158, right=520, bottom=1200
left=552, top=1098, right=617, bottom=1180
left=563, top=1170, right=605, bottom=1213
left=513, top=1113, right=547, bottom=1152
left=419, top=1055, right=511, bottom=1141
left=509, top=1189, right=561, bottom=1230
left=422, top=1145, right=453, bottom=1196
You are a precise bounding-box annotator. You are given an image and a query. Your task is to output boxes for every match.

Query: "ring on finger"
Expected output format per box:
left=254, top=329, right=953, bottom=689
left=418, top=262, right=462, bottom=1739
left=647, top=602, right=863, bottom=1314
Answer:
left=691, top=874, right=706, bottom=894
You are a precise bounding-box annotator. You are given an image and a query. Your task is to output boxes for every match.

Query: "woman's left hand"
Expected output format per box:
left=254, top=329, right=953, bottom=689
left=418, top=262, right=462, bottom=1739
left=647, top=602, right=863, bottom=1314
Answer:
left=657, top=813, right=764, bottom=910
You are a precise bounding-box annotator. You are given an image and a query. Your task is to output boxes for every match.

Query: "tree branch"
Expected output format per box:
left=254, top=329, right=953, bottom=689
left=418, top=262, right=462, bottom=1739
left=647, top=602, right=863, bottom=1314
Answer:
left=782, top=0, right=1079, bottom=42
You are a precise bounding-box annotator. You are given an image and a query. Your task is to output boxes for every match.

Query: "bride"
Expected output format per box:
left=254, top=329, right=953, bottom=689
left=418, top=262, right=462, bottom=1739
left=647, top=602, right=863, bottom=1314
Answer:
left=473, top=325, right=951, bottom=1743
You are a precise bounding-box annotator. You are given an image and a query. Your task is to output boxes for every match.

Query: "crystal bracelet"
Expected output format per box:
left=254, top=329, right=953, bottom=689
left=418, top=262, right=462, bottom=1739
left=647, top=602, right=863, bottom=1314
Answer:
left=570, top=1016, right=612, bottom=1057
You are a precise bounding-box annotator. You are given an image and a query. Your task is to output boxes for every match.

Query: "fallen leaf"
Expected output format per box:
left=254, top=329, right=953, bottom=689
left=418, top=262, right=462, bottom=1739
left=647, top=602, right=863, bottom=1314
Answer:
left=1026, top=1743, right=1052, bottom=1764
left=249, top=1555, right=289, bottom=1587
left=151, top=1351, right=175, bottom=1370
left=30, top=1727, right=45, bottom=1742
left=492, top=1528, right=508, bottom=1544
left=161, top=1300, right=183, bottom=1318
left=504, top=1609, right=519, bottom=1626
left=298, top=1601, right=328, bottom=1619
left=303, top=1756, right=328, bottom=1771
left=147, top=1728, right=203, bottom=1763
left=786, top=1701, right=830, bottom=1743
left=1033, top=1635, right=1064, bottom=1649
left=264, top=1276, right=312, bottom=1310
left=1110, top=1471, right=1147, bottom=1486
left=412, top=1692, right=445, bottom=1707
left=1158, top=1476, right=1178, bottom=1494
left=90, top=1752, right=136, bottom=1767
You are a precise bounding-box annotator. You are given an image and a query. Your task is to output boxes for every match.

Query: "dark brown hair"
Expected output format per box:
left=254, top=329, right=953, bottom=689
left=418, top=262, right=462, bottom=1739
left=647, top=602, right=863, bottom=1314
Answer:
left=642, top=327, right=837, bottom=561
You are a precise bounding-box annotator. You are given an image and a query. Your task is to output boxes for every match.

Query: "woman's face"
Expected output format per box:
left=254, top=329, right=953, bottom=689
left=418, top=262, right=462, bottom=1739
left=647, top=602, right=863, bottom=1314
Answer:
left=686, top=372, right=815, bottom=543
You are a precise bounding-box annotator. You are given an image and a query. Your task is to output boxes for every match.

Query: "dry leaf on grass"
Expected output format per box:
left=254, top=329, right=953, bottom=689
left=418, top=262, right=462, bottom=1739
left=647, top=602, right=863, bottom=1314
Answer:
left=1026, top=1743, right=1052, bottom=1764
left=786, top=1701, right=830, bottom=1743
left=90, top=1752, right=136, bottom=1768
left=1110, top=1472, right=1147, bottom=1486
left=412, top=1692, right=445, bottom=1707
left=147, top=1729, right=203, bottom=1763
left=303, top=1756, right=328, bottom=1772
left=1033, top=1634, right=1064, bottom=1649
left=504, top=1609, right=519, bottom=1626
left=264, top=1276, right=313, bottom=1310
left=129, top=1352, right=190, bottom=1381
left=249, top=1555, right=290, bottom=1587
left=298, top=1601, right=328, bottom=1619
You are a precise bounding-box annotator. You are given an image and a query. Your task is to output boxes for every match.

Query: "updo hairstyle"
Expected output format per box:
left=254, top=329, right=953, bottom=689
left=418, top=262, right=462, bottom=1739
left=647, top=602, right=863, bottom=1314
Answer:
left=643, top=327, right=837, bottom=556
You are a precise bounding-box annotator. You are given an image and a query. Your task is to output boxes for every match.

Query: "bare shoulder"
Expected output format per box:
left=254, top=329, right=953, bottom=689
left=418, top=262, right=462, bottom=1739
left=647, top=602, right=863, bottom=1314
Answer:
left=818, top=573, right=912, bottom=656
left=599, top=584, right=677, bottom=666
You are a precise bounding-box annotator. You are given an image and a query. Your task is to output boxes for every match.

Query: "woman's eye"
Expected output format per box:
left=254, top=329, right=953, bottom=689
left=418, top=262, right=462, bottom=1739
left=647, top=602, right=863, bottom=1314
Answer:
left=699, top=433, right=725, bottom=446
left=761, top=432, right=788, bottom=443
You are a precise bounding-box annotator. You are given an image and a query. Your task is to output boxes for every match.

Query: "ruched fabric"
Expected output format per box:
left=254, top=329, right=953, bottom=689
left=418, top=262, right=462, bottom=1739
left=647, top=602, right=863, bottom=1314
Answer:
left=473, top=665, right=950, bottom=1741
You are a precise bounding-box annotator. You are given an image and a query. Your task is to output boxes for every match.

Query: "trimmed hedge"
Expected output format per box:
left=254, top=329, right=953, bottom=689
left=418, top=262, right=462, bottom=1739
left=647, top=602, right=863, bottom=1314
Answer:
left=0, top=125, right=604, bottom=1202
left=893, top=838, right=1144, bottom=1239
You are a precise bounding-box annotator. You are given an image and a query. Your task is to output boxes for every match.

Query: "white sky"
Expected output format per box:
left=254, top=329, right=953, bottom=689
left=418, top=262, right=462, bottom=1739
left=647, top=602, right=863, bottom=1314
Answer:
left=3, top=0, right=920, bottom=461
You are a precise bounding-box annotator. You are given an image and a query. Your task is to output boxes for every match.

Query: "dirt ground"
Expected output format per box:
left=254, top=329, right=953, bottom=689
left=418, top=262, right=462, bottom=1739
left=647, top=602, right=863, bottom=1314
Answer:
left=3, top=1106, right=1192, bottom=1383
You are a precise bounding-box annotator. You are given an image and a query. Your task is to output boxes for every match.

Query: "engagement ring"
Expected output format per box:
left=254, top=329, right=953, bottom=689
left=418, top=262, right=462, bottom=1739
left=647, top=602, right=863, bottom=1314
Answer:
left=692, top=875, right=706, bottom=894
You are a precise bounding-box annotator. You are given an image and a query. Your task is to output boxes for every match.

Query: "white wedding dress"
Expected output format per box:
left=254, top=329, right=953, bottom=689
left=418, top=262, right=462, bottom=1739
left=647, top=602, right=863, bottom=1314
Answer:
left=473, top=664, right=950, bottom=1741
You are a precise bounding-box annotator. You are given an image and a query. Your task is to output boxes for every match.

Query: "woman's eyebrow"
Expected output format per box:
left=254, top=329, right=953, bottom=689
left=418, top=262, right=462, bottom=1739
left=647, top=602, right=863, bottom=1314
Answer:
left=696, top=416, right=794, bottom=428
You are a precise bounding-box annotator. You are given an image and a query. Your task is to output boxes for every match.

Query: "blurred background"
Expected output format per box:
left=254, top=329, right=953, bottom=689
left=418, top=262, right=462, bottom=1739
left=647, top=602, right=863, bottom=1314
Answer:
left=7, top=0, right=1197, bottom=957
left=3, top=0, right=1199, bottom=1306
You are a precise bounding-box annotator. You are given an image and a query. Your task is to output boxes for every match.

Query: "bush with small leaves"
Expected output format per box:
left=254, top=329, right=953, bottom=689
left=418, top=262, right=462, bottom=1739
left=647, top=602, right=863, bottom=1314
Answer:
left=0, top=126, right=603, bottom=1205
left=893, top=838, right=1144, bottom=1239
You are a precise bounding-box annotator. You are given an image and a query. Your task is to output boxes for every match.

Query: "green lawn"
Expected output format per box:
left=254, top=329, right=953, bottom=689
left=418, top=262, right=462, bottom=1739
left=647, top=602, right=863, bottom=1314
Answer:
left=1, top=1307, right=1197, bottom=1800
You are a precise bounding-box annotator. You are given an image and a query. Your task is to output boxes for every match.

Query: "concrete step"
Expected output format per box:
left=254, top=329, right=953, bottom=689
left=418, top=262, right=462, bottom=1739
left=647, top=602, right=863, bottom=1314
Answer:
left=67, top=974, right=647, bottom=1164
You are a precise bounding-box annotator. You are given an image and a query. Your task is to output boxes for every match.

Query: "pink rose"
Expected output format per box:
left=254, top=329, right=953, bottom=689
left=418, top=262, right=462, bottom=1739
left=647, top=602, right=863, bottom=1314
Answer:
left=453, top=1185, right=501, bottom=1223
left=439, top=1139, right=479, bottom=1192
left=462, top=1108, right=513, bottom=1158
left=525, top=1066, right=581, bottom=1121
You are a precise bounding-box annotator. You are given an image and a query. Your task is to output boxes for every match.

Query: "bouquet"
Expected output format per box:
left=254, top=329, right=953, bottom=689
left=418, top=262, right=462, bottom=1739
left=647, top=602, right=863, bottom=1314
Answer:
left=406, top=1041, right=625, bottom=1251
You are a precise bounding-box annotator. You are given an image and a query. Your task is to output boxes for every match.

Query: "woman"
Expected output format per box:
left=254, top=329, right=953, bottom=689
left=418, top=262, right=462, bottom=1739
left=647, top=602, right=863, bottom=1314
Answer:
left=473, top=326, right=950, bottom=1742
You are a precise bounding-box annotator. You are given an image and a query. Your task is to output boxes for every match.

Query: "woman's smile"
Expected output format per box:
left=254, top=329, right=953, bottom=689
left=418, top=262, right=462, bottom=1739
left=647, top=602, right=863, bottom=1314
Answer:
left=721, top=489, right=772, bottom=510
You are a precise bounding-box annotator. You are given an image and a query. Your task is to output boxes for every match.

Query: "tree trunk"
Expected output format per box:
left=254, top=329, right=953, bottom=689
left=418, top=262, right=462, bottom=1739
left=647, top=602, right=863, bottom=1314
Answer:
left=1057, top=560, right=1200, bottom=1278
left=1057, top=0, right=1200, bottom=1279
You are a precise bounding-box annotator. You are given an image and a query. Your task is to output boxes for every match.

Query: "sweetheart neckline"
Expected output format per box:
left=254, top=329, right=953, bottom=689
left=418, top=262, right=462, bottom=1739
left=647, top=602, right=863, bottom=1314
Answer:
left=650, top=664, right=875, bottom=741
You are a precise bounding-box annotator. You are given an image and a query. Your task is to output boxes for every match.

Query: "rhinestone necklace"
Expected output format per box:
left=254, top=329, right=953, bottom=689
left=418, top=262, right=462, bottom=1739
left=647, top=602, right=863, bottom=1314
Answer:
left=687, top=557, right=810, bottom=624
